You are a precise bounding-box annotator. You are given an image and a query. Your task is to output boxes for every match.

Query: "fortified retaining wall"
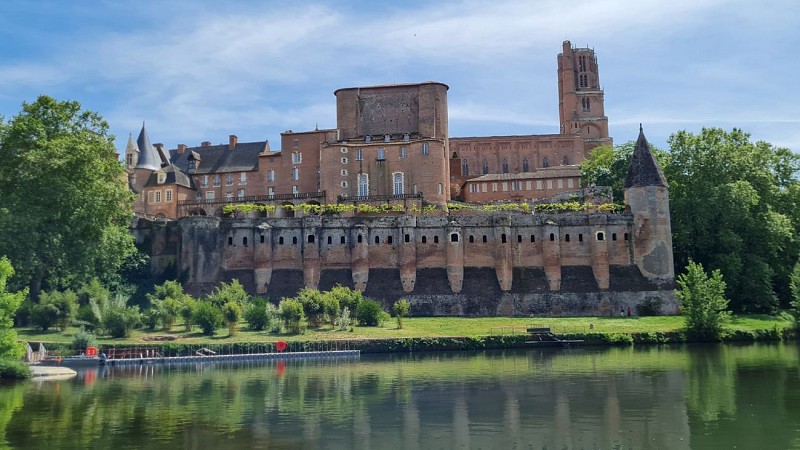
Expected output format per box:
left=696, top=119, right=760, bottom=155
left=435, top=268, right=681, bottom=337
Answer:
left=132, top=214, right=677, bottom=317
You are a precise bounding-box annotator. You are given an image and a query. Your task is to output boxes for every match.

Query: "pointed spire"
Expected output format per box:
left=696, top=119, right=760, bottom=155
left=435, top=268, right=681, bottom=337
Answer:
left=133, top=122, right=162, bottom=171
left=125, top=132, right=138, bottom=154
left=624, top=126, right=667, bottom=188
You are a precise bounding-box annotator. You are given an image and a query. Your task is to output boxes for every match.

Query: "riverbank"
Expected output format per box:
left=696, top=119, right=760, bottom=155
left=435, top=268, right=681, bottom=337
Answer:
left=17, top=314, right=795, bottom=355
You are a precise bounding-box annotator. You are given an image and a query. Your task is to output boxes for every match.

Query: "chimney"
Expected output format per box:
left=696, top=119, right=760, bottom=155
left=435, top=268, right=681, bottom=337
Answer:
left=177, top=144, right=187, bottom=154
left=229, top=135, right=238, bottom=150
left=201, top=141, right=211, bottom=147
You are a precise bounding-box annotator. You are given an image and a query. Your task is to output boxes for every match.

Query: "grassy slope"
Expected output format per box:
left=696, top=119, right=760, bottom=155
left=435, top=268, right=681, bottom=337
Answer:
left=16, top=314, right=793, bottom=346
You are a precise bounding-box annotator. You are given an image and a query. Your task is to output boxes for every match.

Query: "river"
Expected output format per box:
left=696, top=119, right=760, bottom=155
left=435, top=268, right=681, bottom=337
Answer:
left=2, top=343, right=799, bottom=449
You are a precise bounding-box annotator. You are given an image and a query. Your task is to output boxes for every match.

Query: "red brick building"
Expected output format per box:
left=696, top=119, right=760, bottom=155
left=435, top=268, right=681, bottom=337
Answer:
left=128, top=41, right=610, bottom=219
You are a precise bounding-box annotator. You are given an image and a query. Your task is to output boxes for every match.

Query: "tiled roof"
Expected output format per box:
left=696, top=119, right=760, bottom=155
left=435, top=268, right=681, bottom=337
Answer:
left=169, top=141, right=268, bottom=174
left=465, top=166, right=581, bottom=183
left=624, top=126, right=667, bottom=188
left=144, top=164, right=194, bottom=189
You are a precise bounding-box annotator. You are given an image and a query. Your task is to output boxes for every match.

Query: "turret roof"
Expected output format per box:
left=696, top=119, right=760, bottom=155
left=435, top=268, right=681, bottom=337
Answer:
left=624, top=126, right=667, bottom=188
left=133, top=123, right=162, bottom=171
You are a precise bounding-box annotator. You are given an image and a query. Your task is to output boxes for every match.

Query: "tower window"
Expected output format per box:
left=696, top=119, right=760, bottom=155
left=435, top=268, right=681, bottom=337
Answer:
left=405, top=234, right=410, bottom=243
left=358, top=235, right=363, bottom=243
left=228, top=237, right=233, bottom=246
left=451, top=233, right=459, bottom=242
left=612, top=233, right=617, bottom=241
left=243, top=237, right=248, bottom=247
left=522, top=157, right=529, bottom=172
left=340, top=236, right=346, bottom=244
left=530, top=235, right=535, bottom=242
left=501, top=234, right=507, bottom=243
left=469, top=235, right=474, bottom=243
left=422, top=236, right=427, bottom=244
left=292, top=236, right=297, bottom=245
left=308, top=235, right=315, bottom=244
left=482, top=159, right=489, bottom=174
left=597, top=232, right=604, bottom=241
left=578, top=234, right=583, bottom=242
left=462, top=160, right=469, bottom=176
left=388, top=236, right=393, bottom=244
left=502, top=159, right=509, bottom=174
left=260, top=235, right=265, bottom=244
left=549, top=233, right=555, bottom=241
left=483, top=235, right=488, bottom=243
left=327, top=236, right=332, bottom=244
left=582, top=97, right=591, bottom=112
left=543, top=157, right=549, bottom=168
left=421, top=143, right=429, bottom=155
left=517, top=235, right=522, bottom=243
left=434, top=236, right=439, bottom=244
left=565, top=234, right=570, bottom=242
left=375, top=236, right=380, bottom=244
left=279, top=237, right=284, bottom=245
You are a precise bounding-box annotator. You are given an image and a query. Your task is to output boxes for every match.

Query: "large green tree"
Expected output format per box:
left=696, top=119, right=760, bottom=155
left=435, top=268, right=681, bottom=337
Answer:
left=666, top=128, right=799, bottom=313
left=581, top=141, right=669, bottom=202
left=0, top=257, right=26, bottom=360
left=0, top=96, right=135, bottom=299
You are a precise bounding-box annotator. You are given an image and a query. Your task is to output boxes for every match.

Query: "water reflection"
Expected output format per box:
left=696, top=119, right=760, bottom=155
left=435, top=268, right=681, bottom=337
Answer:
left=1, top=344, right=799, bottom=449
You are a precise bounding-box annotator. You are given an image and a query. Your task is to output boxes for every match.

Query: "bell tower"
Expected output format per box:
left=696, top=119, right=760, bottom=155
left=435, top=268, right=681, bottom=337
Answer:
left=557, top=41, right=612, bottom=152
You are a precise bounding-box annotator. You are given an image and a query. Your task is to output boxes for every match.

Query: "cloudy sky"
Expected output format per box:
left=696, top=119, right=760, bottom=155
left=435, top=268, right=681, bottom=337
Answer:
left=1, top=0, right=798, bottom=154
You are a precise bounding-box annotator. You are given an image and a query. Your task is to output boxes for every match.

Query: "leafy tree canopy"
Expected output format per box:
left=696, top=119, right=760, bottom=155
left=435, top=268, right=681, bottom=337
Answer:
left=0, top=257, right=26, bottom=359
left=0, top=96, right=135, bottom=299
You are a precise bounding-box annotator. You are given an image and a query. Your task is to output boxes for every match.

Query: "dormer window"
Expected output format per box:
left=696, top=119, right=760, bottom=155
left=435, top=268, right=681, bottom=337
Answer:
left=384, top=134, right=391, bottom=142
left=403, top=133, right=410, bottom=142
left=157, top=172, right=166, bottom=184
left=365, top=135, right=372, bottom=144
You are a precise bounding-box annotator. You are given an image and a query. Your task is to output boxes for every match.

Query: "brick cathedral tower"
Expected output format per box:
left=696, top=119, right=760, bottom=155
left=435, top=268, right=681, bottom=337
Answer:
left=557, top=41, right=612, bottom=153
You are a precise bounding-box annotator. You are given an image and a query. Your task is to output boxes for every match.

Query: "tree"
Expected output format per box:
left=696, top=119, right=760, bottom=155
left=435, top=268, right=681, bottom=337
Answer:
left=206, top=280, right=250, bottom=308
left=36, top=290, right=78, bottom=331
left=147, top=280, right=192, bottom=331
left=0, top=96, right=135, bottom=299
left=0, top=257, right=26, bottom=360
left=666, top=128, right=799, bottom=313
left=393, top=299, right=410, bottom=329
left=676, top=261, right=731, bottom=338
left=244, top=297, right=274, bottom=331
left=789, top=258, right=800, bottom=328
left=278, top=299, right=305, bottom=335
left=581, top=141, right=669, bottom=202
left=356, top=299, right=387, bottom=327
left=97, top=294, right=141, bottom=338
left=296, top=288, right=327, bottom=327
left=326, top=285, right=363, bottom=314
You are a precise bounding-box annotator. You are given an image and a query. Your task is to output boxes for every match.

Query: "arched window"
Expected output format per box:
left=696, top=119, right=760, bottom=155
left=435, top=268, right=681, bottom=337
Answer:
left=292, top=236, right=297, bottom=245
left=543, top=157, right=549, bottom=168
left=530, top=235, right=535, bottom=242
left=482, top=235, right=488, bottom=243
left=549, top=233, right=555, bottom=241
left=624, top=233, right=629, bottom=241
left=612, top=233, right=617, bottom=241
left=422, top=236, right=427, bottom=244
left=243, top=237, right=248, bottom=247
left=228, top=237, right=233, bottom=246
left=405, top=234, right=410, bottom=243
left=461, top=160, right=469, bottom=176
left=375, top=236, right=380, bottom=244
left=482, top=159, right=489, bottom=174
left=340, top=236, right=346, bottom=244
left=502, top=159, right=509, bottom=174
left=260, top=235, right=265, bottom=244
left=327, top=236, right=332, bottom=244
left=517, top=235, right=522, bottom=243
left=597, top=232, right=604, bottom=241
left=451, top=233, right=459, bottom=242
left=501, top=234, right=507, bottom=243
left=578, top=234, right=583, bottom=242
left=582, top=98, right=591, bottom=112
left=522, top=157, right=529, bottom=172
left=469, top=235, right=474, bottom=243
left=358, top=173, right=369, bottom=197
left=393, top=172, right=404, bottom=196
left=565, top=234, right=570, bottom=242
left=357, top=234, right=363, bottom=243
left=434, top=236, right=439, bottom=244
left=387, top=236, right=393, bottom=244
left=279, top=237, right=284, bottom=245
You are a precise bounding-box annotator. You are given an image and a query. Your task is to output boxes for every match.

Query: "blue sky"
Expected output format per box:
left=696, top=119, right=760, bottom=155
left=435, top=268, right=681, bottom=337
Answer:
left=1, top=0, right=798, bottom=154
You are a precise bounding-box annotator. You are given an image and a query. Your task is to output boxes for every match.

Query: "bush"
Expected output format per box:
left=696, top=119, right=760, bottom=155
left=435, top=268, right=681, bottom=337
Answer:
left=31, top=303, right=59, bottom=331
left=71, top=329, right=97, bottom=351
left=676, top=261, right=731, bottom=338
left=244, top=298, right=274, bottom=331
left=327, top=285, right=363, bottom=314
left=296, top=288, right=326, bottom=327
left=193, top=301, right=223, bottom=336
left=223, top=301, right=242, bottom=337
left=278, top=299, right=306, bottom=335
left=206, top=279, right=250, bottom=308
left=179, top=298, right=196, bottom=332
left=103, top=304, right=141, bottom=338
left=0, top=359, right=31, bottom=380
left=356, top=299, right=388, bottom=327
left=38, top=290, right=78, bottom=331
left=393, top=299, right=410, bottom=329
left=142, top=308, right=160, bottom=330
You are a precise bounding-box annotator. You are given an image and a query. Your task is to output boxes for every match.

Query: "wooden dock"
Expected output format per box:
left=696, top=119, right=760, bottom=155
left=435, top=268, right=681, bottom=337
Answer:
left=105, top=349, right=360, bottom=366
left=525, top=327, right=583, bottom=347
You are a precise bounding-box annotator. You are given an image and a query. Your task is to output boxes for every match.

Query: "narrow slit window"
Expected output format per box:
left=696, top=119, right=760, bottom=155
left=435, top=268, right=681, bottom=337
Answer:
left=483, top=235, right=488, bottom=243
left=434, top=236, right=439, bottom=244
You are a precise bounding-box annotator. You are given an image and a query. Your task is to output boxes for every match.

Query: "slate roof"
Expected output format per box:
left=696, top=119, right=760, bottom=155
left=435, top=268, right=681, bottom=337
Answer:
left=624, top=126, right=667, bottom=188
left=143, top=164, right=195, bottom=188
left=169, top=141, right=268, bottom=174
left=466, top=166, right=581, bottom=183
left=133, top=123, right=162, bottom=171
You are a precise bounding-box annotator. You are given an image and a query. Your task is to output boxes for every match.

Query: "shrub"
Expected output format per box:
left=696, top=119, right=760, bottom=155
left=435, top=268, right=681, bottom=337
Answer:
left=338, top=306, right=352, bottom=331
left=223, top=301, right=242, bottom=337
left=244, top=298, right=274, bottom=331
left=393, top=299, right=410, bottom=329
left=278, top=299, right=306, bottom=334
left=142, top=308, right=160, bottom=330
left=356, top=299, right=388, bottom=327
left=676, top=261, right=730, bottom=338
left=206, top=280, right=250, bottom=308
left=38, top=290, right=78, bottom=331
left=179, top=298, right=196, bottom=331
left=71, top=329, right=97, bottom=351
left=0, top=359, right=31, bottom=380
left=327, top=285, right=363, bottom=314
left=296, top=288, right=326, bottom=327
left=193, top=301, right=223, bottom=336
left=31, top=303, right=59, bottom=331
left=102, top=302, right=141, bottom=338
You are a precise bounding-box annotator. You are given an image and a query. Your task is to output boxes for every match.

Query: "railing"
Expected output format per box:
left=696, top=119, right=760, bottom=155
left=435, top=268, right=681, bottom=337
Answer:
left=336, top=193, right=423, bottom=203
left=178, top=191, right=327, bottom=206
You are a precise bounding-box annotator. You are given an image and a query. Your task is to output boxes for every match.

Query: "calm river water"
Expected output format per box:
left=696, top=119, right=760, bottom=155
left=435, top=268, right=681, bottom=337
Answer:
left=2, top=343, right=800, bottom=449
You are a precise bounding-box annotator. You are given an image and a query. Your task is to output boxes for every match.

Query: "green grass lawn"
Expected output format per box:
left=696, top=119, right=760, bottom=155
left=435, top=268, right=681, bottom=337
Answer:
left=17, top=313, right=794, bottom=346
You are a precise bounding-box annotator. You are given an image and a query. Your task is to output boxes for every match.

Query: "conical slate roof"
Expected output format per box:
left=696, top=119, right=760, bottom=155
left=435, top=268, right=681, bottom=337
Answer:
left=125, top=133, right=138, bottom=154
left=624, top=125, right=667, bottom=188
left=133, top=122, right=161, bottom=171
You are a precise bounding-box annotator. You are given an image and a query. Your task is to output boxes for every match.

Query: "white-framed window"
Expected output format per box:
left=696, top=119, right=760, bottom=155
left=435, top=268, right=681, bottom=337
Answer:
left=470, top=184, right=478, bottom=193
left=502, top=182, right=508, bottom=192
left=292, top=167, right=299, bottom=181
left=147, top=191, right=155, bottom=204
left=292, top=185, right=299, bottom=195
left=536, top=180, right=543, bottom=190
left=492, top=183, right=498, bottom=192
left=226, top=173, right=234, bottom=186
left=201, top=175, right=208, bottom=188
left=341, top=157, right=348, bottom=164
left=421, top=143, right=429, bottom=155
left=225, top=192, right=233, bottom=201
left=393, top=172, right=404, bottom=195
left=340, top=147, right=348, bottom=153
left=341, top=169, right=348, bottom=176
left=213, top=175, right=220, bottom=187
left=157, top=172, right=166, bottom=184
left=481, top=183, right=487, bottom=193
left=412, top=184, right=418, bottom=194
left=165, top=189, right=173, bottom=202
left=237, top=188, right=245, bottom=199
left=355, top=148, right=363, bottom=161
left=526, top=181, right=532, bottom=190
left=377, top=148, right=385, bottom=160
left=557, top=179, right=563, bottom=189
left=240, top=172, right=247, bottom=184
left=268, top=187, right=274, bottom=196
left=206, top=191, right=215, bottom=200
left=358, top=173, right=369, bottom=197
left=546, top=180, right=553, bottom=189
left=399, top=146, right=407, bottom=159
left=155, top=191, right=162, bottom=203
left=292, top=152, right=302, bottom=165
left=267, top=169, right=275, bottom=182
left=567, top=178, right=574, bottom=188
left=341, top=181, right=348, bottom=188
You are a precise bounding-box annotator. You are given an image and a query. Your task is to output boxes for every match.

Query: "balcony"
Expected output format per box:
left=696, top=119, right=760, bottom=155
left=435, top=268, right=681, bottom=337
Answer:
left=179, top=191, right=327, bottom=207
left=336, top=193, right=422, bottom=203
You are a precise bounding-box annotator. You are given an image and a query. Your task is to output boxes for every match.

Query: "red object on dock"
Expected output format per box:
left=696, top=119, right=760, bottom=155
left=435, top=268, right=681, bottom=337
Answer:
left=276, top=341, right=287, bottom=352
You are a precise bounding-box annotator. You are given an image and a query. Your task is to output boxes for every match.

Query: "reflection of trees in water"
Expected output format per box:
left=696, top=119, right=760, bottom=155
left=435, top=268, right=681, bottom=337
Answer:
left=686, top=345, right=737, bottom=422
left=0, top=384, right=24, bottom=447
